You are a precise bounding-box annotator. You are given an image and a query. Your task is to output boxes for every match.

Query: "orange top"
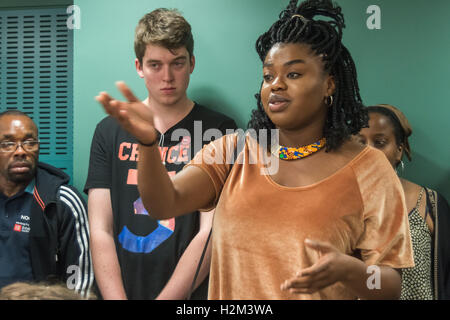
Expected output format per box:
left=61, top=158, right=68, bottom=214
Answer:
left=186, top=133, right=414, bottom=299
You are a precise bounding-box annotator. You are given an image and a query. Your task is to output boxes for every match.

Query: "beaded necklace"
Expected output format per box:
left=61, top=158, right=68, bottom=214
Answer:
left=272, top=137, right=326, bottom=160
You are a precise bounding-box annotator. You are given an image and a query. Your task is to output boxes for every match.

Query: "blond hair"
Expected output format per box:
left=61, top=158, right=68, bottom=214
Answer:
left=0, top=282, right=96, bottom=300
left=134, top=8, right=194, bottom=63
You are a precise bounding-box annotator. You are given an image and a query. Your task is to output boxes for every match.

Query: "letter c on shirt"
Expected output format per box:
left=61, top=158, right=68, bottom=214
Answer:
left=118, top=142, right=131, bottom=160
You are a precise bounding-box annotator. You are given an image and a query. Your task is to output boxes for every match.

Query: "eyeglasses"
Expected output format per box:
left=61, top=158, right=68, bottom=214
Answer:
left=0, top=140, right=40, bottom=153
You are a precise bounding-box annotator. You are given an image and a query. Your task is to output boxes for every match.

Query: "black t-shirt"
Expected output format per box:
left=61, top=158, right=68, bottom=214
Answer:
left=84, top=103, right=237, bottom=299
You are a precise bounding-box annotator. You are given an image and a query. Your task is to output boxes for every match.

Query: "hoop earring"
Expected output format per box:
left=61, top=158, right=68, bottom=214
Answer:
left=395, top=160, right=405, bottom=176
left=325, top=95, right=333, bottom=107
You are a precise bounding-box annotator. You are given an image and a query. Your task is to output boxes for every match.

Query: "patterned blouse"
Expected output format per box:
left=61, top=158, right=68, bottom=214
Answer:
left=400, top=188, right=434, bottom=300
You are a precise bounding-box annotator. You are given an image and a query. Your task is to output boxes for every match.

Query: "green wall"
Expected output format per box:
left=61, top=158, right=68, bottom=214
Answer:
left=73, top=0, right=450, bottom=200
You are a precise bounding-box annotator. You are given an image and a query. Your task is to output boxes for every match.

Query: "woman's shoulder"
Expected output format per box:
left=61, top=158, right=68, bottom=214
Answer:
left=400, top=179, right=424, bottom=212
left=339, top=138, right=368, bottom=159
left=330, top=138, right=374, bottom=170
left=340, top=140, right=400, bottom=190
left=345, top=141, right=392, bottom=171
left=197, top=131, right=251, bottom=165
left=401, top=179, right=422, bottom=196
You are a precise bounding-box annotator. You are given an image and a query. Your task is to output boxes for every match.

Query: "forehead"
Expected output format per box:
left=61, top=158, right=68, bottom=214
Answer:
left=264, top=42, right=323, bottom=66
left=0, top=115, right=37, bottom=136
left=362, top=112, right=395, bottom=135
left=143, top=44, right=189, bottom=61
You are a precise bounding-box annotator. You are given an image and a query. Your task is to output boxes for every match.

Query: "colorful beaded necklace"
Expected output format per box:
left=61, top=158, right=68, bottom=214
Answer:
left=272, top=137, right=326, bottom=160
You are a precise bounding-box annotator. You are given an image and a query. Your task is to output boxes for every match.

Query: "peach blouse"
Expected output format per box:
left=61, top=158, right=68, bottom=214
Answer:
left=186, top=133, right=414, bottom=299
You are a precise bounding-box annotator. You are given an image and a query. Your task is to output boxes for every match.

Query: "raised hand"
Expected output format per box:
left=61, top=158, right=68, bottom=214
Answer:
left=96, top=81, right=158, bottom=145
left=281, top=239, right=351, bottom=295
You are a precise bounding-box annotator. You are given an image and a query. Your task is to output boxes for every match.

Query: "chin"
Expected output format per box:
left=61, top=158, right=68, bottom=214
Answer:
left=267, top=115, right=295, bottom=130
left=159, top=97, right=182, bottom=106
left=8, top=170, right=35, bottom=184
left=10, top=174, right=32, bottom=183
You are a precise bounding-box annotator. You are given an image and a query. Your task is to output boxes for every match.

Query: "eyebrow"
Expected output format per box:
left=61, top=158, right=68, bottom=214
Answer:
left=1, top=133, right=36, bottom=140
left=146, top=59, right=162, bottom=64
left=358, top=133, right=387, bottom=138
left=146, top=56, right=187, bottom=64
left=373, top=133, right=388, bottom=138
left=263, top=59, right=306, bottom=68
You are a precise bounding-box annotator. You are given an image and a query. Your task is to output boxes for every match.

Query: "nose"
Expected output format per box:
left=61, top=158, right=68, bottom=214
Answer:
left=13, top=143, right=27, bottom=157
left=271, top=76, right=287, bottom=91
left=162, top=65, right=174, bottom=83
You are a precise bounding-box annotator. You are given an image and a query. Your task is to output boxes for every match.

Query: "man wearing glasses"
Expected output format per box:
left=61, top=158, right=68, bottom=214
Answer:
left=0, top=110, right=93, bottom=297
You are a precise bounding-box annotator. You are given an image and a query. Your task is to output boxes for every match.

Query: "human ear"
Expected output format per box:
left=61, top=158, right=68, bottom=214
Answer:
left=189, top=55, right=195, bottom=74
left=135, top=58, right=144, bottom=78
left=395, top=144, right=404, bottom=164
left=325, top=75, right=336, bottom=97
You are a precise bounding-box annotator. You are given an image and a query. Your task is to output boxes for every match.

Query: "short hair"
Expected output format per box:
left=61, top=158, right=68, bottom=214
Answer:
left=0, top=281, right=96, bottom=300
left=248, top=0, right=368, bottom=151
left=134, top=8, right=194, bottom=64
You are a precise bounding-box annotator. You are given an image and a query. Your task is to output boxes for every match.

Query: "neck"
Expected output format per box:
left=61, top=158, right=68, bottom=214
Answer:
left=144, top=96, right=194, bottom=134
left=277, top=126, right=324, bottom=148
left=399, top=177, right=409, bottom=189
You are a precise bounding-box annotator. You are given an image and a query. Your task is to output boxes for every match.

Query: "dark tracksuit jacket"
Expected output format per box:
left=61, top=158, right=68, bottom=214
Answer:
left=29, top=162, right=93, bottom=296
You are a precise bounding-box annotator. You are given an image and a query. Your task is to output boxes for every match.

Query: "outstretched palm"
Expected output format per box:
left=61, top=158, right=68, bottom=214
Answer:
left=281, top=239, right=349, bottom=294
left=96, top=81, right=157, bottom=145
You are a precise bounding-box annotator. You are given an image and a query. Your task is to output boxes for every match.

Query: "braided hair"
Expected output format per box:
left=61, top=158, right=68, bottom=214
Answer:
left=248, top=0, right=368, bottom=151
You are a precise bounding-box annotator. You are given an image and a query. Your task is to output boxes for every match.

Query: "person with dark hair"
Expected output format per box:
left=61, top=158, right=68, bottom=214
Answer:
left=96, top=0, right=413, bottom=299
left=85, top=8, right=237, bottom=300
left=356, top=104, right=450, bottom=300
left=0, top=110, right=93, bottom=297
left=249, top=0, right=367, bottom=151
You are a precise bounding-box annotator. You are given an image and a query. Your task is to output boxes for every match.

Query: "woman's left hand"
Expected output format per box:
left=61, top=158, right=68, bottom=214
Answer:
left=281, top=238, right=352, bottom=294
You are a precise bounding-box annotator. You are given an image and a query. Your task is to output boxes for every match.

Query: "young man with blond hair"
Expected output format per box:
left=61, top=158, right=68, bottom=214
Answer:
left=85, top=8, right=236, bottom=299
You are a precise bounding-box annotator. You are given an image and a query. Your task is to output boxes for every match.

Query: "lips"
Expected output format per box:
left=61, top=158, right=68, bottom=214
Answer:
left=9, top=162, right=32, bottom=174
left=161, top=87, right=176, bottom=94
left=268, top=94, right=290, bottom=112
